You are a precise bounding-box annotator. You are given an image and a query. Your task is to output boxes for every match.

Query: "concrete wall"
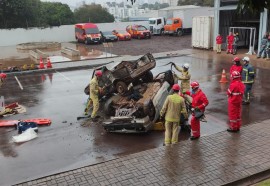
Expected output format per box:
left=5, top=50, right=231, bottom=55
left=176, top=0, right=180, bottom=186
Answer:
left=0, top=21, right=148, bottom=46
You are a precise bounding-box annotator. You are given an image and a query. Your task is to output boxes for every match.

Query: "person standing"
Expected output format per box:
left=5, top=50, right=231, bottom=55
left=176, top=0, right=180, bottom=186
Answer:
left=84, top=70, right=103, bottom=121
left=227, top=32, right=234, bottom=54
left=230, top=57, right=243, bottom=78
left=173, top=63, right=191, bottom=92
left=257, top=34, right=268, bottom=58
left=242, top=57, right=255, bottom=105
left=227, top=71, right=245, bottom=132
left=265, top=35, right=270, bottom=60
left=0, top=73, right=7, bottom=88
left=232, top=33, right=239, bottom=55
left=185, top=81, right=209, bottom=140
left=216, top=34, right=223, bottom=54
left=160, top=84, right=188, bottom=146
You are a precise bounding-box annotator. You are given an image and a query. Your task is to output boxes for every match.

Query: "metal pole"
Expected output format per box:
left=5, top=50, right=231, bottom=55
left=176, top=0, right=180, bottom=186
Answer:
left=253, top=28, right=256, bottom=54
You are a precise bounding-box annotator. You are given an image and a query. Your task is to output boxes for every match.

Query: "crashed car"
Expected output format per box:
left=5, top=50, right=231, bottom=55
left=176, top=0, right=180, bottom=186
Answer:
left=84, top=53, right=156, bottom=96
left=102, top=70, right=177, bottom=133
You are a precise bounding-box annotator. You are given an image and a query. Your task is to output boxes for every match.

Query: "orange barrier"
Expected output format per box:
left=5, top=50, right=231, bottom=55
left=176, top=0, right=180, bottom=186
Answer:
left=219, top=69, right=228, bottom=83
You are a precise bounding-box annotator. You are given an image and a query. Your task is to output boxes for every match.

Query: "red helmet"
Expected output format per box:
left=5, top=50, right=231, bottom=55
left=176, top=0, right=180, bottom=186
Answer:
left=231, top=71, right=241, bottom=79
left=233, top=57, right=240, bottom=62
left=190, top=81, right=199, bottom=89
left=172, top=84, right=180, bottom=91
left=95, top=70, right=102, bottom=77
left=0, top=73, right=7, bottom=79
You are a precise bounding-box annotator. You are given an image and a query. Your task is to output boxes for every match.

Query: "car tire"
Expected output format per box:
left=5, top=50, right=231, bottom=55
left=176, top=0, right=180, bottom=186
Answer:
left=104, top=97, right=116, bottom=116
left=142, top=71, right=153, bottom=83
left=115, top=81, right=128, bottom=95
left=84, top=39, right=88, bottom=45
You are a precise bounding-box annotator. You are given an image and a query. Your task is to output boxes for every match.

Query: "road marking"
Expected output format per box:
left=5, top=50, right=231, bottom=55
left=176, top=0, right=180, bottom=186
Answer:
left=55, top=71, right=73, bottom=82
left=14, top=76, right=23, bottom=90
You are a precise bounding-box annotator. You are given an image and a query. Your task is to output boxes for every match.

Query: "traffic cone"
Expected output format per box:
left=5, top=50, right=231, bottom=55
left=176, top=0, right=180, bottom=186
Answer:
left=39, top=57, right=45, bottom=69
left=46, top=57, right=52, bottom=68
left=219, top=69, right=228, bottom=83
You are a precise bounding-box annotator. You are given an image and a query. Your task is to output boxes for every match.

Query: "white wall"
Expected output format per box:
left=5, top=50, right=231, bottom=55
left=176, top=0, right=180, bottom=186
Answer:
left=0, top=21, right=148, bottom=46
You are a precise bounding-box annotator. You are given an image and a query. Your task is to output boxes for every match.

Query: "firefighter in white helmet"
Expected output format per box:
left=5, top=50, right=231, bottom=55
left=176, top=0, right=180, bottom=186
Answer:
left=173, top=63, right=191, bottom=92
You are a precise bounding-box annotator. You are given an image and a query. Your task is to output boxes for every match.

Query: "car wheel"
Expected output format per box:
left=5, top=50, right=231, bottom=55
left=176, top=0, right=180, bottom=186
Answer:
left=142, top=71, right=153, bottom=83
left=84, top=39, right=88, bottom=45
left=115, top=81, right=128, bottom=95
left=104, top=97, right=116, bottom=116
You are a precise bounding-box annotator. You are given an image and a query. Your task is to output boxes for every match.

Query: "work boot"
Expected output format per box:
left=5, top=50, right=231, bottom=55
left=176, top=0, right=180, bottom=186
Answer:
left=242, top=101, right=250, bottom=105
left=227, top=128, right=239, bottom=133
left=190, top=136, right=200, bottom=140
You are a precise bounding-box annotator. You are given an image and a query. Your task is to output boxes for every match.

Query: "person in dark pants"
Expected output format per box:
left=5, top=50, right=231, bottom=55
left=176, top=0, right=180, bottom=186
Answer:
left=257, top=34, right=268, bottom=58
left=241, top=57, right=255, bottom=105
left=232, top=33, right=239, bottom=55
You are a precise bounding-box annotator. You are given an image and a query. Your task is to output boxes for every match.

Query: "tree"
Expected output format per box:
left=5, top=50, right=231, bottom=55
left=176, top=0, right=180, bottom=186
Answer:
left=74, top=3, right=114, bottom=23
left=237, top=0, right=270, bottom=13
left=40, top=2, right=74, bottom=27
left=177, top=0, right=214, bottom=7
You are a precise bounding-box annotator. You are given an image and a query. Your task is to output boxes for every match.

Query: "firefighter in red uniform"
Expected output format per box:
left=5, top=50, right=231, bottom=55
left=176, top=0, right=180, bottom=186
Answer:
left=227, top=32, right=234, bottom=54
left=227, top=71, right=245, bottom=132
left=216, top=34, right=223, bottom=54
left=229, top=57, right=243, bottom=80
left=185, top=81, right=209, bottom=140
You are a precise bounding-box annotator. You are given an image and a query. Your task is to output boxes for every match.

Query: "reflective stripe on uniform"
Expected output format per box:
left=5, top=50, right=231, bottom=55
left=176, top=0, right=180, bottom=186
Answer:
left=229, top=119, right=237, bottom=123
left=232, top=93, right=241, bottom=95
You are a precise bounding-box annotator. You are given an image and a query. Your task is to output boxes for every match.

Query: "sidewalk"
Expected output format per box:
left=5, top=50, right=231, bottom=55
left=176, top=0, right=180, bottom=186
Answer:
left=15, top=119, right=270, bottom=186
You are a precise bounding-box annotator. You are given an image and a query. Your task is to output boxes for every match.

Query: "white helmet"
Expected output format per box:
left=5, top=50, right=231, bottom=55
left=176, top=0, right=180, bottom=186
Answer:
left=182, top=63, right=189, bottom=69
left=243, top=56, right=250, bottom=62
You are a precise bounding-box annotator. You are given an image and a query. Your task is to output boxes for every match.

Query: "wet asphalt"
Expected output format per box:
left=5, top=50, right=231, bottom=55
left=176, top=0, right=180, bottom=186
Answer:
left=0, top=53, right=269, bottom=186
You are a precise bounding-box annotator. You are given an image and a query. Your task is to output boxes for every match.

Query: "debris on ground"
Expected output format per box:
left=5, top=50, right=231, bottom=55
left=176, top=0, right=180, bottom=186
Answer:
left=12, top=128, right=38, bottom=143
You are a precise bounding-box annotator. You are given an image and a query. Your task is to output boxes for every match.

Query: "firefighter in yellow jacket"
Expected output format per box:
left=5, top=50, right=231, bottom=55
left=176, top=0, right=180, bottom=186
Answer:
left=84, top=70, right=103, bottom=121
left=160, top=84, right=188, bottom=146
left=173, top=63, right=191, bottom=92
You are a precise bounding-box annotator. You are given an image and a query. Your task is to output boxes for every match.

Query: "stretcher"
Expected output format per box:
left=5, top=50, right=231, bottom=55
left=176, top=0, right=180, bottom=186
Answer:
left=0, top=118, right=51, bottom=127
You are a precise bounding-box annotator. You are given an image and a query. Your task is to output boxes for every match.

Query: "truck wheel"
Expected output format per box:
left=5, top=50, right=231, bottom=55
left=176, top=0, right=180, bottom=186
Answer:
left=142, top=71, right=153, bottom=83
left=160, top=29, right=164, bottom=36
left=177, top=29, right=183, bottom=37
left=115, top=81, right=128, bottom=95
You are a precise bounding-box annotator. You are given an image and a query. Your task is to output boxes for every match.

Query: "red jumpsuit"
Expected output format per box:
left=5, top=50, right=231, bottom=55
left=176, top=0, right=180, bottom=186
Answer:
left=187, top=89, right=209, bottom=137
left=227, top=34, right=234, bottom=54
left=230, top=64, right=243, bottom=80
left=227, top=78, right=245, bottom=130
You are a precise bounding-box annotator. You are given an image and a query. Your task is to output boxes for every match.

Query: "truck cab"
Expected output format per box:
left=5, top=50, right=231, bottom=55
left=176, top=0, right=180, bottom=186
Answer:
left=164, top=18, right=183, bottom=36
left=149, top=17, right=166, bottom=35
left=75, top=23, right=102, bottom=44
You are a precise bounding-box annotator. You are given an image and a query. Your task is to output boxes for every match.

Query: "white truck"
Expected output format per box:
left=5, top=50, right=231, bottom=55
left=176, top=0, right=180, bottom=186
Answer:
left=148, top=17, right=166, bottom=35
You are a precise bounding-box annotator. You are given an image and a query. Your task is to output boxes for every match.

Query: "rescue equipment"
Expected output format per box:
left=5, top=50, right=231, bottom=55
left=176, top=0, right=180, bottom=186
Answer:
left=0, top=118, right=51, bottom=127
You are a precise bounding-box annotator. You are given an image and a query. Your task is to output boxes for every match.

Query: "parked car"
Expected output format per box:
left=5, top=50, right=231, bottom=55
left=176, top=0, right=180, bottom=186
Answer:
left=75, top=23, right=102, bottom=44
left=102, top=70, right=178, bottom=133
left=84, top=53, right=156, bottom=96
left=112, top=30, right=131, bottom=41
left=100, top=31, right=118, bottom=42
left=126, top=25, right=151, bottom=39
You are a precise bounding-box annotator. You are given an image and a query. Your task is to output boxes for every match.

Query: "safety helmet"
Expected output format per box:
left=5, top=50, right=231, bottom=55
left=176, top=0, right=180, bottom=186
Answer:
left=172, top=84, right=180, bottom=91
left=233, top=57, right=240, bottom=62
left=242, top=56, right=250, bottom=62
left=0, top=73, right=7, bottom=79
left=231, top=71, right=241, bottom=79
left=95, top=70, right=102, bottom=77
left=190, top=81, right=199, bottom=89
left=182, top=63, right=189, bottom=69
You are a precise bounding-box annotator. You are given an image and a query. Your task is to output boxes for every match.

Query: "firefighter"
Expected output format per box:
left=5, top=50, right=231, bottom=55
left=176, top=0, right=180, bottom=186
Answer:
left=229, top=57, right=243, bottom=78
left=185, top=81, right=209, bottom=140
left=160, top=84, right=188, bottom=146
left=227, top=71, right=245, bottom=132
left=0, top=73, right=7, bottom=88
left=242, top=57, right=255, bottom=105
left=216, top=34, right=223, bottom=54
left=226, top=32, right=234, bottom=54
left=173, top=63, right=191, bottom=92
left=84, top=70, right=103, bottom=121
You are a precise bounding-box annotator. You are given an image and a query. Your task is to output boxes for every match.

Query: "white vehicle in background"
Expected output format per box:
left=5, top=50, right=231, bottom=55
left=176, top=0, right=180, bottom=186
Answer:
left=148, top=17, right=166, bottom=35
